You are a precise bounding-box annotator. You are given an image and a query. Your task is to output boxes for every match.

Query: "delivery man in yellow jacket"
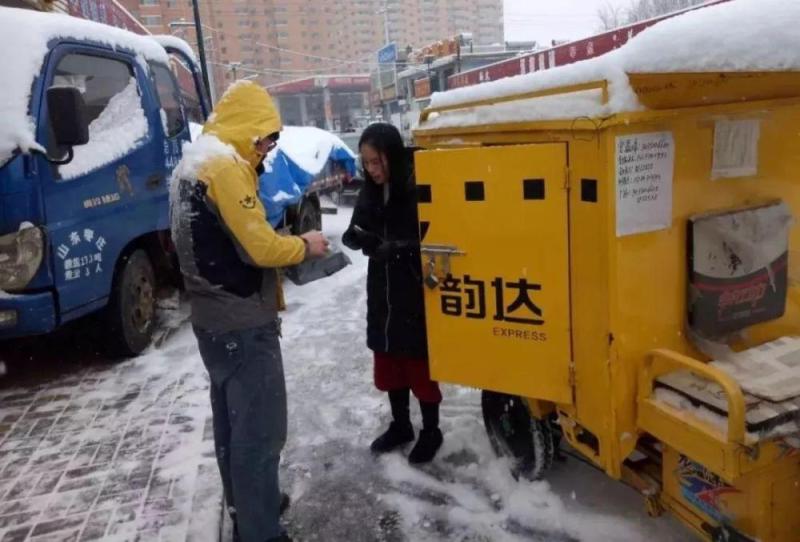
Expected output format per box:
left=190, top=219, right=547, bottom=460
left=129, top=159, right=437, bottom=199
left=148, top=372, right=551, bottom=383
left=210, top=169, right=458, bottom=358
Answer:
left=170, top=81, right=327, bottom=542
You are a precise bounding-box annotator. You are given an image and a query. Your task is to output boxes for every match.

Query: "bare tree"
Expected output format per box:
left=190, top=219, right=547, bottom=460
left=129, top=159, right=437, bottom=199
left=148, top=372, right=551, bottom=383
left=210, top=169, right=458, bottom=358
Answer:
left=597, top=0, right=707, bottom=30
left=626, top=0, right=707, bottom=23
left=597, top=1, right=627, bottom=31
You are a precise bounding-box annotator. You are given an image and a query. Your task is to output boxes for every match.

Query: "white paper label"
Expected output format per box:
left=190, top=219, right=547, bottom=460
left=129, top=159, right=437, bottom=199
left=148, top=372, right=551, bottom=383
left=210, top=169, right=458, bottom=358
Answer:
left=712, top=119, right=760, bottom=179
left=616, top=132, right=675, bottom=237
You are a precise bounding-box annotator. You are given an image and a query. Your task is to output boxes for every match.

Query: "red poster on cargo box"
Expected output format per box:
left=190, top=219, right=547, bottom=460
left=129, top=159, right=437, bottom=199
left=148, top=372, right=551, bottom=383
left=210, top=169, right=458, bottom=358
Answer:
left=688, top=201, right=792, bottom=338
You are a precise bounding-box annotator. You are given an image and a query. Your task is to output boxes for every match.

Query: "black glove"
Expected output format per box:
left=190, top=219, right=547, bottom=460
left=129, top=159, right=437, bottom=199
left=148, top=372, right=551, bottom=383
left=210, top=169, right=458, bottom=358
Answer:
left=371, top=240, right=412, bottom=261
left=344, top=225, right=381, bottom=253
left=371, top=241, right=394, bottom=261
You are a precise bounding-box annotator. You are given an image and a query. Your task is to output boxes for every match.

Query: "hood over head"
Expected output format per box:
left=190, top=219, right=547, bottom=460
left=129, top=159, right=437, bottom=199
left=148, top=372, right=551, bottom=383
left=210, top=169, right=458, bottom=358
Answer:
left=202, top=81, right=281, bottom=169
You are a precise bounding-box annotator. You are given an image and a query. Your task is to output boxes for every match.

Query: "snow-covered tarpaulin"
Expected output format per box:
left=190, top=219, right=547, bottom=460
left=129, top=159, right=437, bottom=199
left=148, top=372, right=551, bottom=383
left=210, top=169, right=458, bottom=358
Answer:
left=259, top=126, right=357, bottom=227
left=0, top=6, right=171, bottom=168
left=422, top=0, right=800, bottom=130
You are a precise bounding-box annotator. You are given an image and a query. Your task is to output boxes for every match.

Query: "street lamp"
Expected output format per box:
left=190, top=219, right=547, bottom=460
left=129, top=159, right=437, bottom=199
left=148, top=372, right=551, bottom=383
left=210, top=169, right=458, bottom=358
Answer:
left=376, top=5, right=390, bottom=45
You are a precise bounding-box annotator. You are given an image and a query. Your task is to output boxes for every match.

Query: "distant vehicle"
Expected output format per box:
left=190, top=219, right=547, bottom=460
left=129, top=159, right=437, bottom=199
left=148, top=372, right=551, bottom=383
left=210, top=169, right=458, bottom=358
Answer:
left=259, top=126, right=357, bottom=233
left=333, top=131, right=362, bottom=154
left=332, top=130, right=364, bottom=205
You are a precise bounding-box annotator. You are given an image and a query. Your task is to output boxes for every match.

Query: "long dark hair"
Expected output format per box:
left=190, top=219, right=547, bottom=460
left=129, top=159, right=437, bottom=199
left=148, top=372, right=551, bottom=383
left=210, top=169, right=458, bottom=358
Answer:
left=359, top=123, right=413, bottom=200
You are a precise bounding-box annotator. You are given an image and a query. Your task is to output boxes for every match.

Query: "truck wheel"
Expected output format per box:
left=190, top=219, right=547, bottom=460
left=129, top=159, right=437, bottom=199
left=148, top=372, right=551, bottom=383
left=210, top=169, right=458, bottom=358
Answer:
left=481, top=390, right=555, bottom=480
left=292, top=197, right=321, bottom=234
left=104, top=249, right=156, bottom=357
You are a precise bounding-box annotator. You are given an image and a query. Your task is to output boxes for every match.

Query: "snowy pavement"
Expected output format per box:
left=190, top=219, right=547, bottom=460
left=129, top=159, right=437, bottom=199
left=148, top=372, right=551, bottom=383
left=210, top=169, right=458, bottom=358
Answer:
left=0, top=325, right=220, bottom=541
left=1, top=207, right=691, bottom=541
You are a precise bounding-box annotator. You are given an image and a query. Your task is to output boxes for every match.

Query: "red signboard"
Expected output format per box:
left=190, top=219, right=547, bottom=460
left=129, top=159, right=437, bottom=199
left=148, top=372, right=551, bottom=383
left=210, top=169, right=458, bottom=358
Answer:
left=268, top=79, right=316, bottom=95
left=448, top=0, right=732, bottom=90
left=66, top=0, right=148, bottom=35
left=326, top=76, right=370, bottom=89
left=268, top=75, right=371, bottom=96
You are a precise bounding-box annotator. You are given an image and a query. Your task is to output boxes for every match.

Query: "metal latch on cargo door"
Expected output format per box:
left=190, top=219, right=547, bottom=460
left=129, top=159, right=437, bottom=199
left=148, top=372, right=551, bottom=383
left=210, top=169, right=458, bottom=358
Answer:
left=420, top=244, right=466, bottom=289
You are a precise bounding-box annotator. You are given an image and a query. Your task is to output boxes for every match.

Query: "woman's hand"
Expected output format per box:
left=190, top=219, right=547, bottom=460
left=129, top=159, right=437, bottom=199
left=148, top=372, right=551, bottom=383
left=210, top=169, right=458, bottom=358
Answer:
left=371, top=240, right=411, bottom=261
left=344, top=224, right=382, bottom=252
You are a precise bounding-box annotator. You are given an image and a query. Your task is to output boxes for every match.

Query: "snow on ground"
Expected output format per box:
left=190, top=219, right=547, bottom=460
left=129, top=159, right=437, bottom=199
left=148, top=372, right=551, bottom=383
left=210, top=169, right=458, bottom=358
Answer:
left=276, top=207, right=690, bottom=542
left=0, top=321, right=221, bottom=541
left=0, top=206, right=691, bottom=541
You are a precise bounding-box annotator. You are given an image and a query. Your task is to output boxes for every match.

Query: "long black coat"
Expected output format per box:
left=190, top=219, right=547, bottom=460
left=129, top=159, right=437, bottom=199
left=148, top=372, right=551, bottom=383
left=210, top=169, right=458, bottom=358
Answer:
left=342, top=152, right=427, bottom=359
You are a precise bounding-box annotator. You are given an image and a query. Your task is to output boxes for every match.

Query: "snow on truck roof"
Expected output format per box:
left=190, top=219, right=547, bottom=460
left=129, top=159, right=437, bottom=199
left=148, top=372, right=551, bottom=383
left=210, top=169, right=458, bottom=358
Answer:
left=151, top=34, right=198, bottom=64
left=422, top=0, right=800, bottom=131
left=0, top=7, right=192, bottom=167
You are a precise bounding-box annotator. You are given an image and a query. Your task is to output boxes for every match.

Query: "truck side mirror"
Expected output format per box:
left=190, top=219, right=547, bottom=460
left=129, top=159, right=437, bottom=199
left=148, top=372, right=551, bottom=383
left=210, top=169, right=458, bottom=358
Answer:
left=47, top=86, right=89, bottom=147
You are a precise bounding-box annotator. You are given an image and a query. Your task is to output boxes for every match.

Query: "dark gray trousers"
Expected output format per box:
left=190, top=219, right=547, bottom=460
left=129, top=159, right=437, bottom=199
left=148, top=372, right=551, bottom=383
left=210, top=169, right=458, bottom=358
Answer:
left=194, top=322, right=286, bottom=542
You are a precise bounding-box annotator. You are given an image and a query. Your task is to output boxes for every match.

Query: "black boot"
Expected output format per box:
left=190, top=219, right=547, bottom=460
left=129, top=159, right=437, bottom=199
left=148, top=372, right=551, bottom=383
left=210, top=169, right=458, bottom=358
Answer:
left=409, top=401, right=443, bottom=464
left=371, top=389, right=414, bottom=453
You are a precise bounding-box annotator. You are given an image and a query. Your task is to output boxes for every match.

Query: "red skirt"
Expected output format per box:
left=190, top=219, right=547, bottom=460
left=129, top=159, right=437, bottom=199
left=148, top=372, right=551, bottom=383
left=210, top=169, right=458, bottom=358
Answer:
left=374, top=352, right=442, bottom=403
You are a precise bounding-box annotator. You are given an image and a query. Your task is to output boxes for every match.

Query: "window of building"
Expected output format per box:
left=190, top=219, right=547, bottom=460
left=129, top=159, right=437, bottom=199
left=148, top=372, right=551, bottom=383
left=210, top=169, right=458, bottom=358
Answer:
left=141, top=15, right=162, bottom=27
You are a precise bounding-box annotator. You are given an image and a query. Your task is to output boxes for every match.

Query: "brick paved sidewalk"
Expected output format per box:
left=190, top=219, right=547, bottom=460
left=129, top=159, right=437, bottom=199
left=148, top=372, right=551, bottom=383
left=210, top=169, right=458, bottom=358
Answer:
left=0, top=326, right=222, bottom=542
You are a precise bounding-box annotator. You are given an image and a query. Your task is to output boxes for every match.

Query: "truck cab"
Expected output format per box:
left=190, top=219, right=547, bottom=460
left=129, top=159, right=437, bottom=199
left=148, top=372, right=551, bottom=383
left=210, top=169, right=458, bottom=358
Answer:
left=0, top=7, right=208, bottom=355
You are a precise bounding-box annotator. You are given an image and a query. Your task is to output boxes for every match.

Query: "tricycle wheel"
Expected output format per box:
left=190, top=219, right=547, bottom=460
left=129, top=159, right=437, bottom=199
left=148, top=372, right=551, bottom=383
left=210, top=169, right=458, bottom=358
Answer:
left=481, top=390, right=555, bottom=480
left=103, top=249, right=156, bottom=357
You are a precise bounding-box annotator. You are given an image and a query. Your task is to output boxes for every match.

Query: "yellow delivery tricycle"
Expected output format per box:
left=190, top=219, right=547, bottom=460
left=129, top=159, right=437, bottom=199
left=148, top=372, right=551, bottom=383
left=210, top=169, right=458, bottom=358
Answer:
left=413, top=66, right=800, bottom=541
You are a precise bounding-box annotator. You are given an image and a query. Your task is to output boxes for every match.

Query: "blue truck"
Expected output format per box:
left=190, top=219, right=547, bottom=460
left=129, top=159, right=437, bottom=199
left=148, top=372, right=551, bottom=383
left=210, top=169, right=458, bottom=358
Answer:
left=259, top=126, right=357, bottom=235
left=0, top=7, right=209, bottom=355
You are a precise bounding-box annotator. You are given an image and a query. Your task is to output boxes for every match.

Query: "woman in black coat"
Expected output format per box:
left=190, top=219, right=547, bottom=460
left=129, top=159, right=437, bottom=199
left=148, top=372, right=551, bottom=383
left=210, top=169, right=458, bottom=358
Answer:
left=342, top=123, right=443, bottom=464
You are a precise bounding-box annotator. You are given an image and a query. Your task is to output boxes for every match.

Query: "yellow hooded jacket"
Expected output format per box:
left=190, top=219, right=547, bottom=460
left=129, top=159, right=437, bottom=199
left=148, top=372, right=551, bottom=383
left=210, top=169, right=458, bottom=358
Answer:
left=199, top=82, right=305, bottom=269
left=171, top=82, right=305, bottom=331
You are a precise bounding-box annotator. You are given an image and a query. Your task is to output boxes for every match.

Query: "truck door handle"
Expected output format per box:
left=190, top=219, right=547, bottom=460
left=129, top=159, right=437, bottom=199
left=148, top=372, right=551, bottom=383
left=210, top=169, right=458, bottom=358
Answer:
left=146, top=174, right=165, bottom=189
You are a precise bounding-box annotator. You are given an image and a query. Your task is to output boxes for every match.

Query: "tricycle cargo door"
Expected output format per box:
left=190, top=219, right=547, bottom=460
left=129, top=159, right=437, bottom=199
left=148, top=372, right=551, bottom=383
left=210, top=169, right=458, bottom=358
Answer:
left=415, top=144, right=572, bottom=404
